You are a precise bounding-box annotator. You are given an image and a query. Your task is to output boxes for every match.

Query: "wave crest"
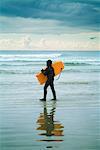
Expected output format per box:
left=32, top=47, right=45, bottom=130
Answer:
left=0, top=53, right=61, bottom=62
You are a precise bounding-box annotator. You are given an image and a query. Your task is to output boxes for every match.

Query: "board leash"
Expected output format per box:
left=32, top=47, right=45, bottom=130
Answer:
left=55, top=68, right=63, bottom=80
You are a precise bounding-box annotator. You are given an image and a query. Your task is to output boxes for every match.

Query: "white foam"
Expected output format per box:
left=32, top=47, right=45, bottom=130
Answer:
left=0, top=53, right=61, bottom=61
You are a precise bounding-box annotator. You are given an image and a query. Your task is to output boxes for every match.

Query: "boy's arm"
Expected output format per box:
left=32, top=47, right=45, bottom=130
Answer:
left=41, top=68, right=48, bottom=76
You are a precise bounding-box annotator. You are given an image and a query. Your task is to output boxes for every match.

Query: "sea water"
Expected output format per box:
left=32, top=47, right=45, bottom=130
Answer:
left=0, top=50, right=100, bottom=150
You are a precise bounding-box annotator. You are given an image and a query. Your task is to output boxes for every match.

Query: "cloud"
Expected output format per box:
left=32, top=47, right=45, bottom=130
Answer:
left=0, top=0, right=99, bottom=50
left=0, top=15, right=99, bottom=35
left=0, top=33, right=99, bottom=50
left=0, top=16, right=87, bottom=34
left=0, top=16, right=65, bottom=34
left=0, top=0, right=100, bottom=31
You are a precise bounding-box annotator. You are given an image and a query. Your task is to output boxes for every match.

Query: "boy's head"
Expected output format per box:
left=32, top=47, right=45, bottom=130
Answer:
left=47, top=60, right=52, bottom=67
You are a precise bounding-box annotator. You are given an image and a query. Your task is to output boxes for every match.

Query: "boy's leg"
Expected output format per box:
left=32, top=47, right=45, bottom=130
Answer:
left=44, top=81, right=49, bottom=100
left=50, top=82, right=56, bottom=100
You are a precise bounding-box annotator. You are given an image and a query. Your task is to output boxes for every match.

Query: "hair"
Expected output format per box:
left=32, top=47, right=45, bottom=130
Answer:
left=47, top=60, right=52, bottom=66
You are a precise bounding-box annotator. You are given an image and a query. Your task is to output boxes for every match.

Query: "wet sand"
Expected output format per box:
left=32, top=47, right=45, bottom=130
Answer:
left=0, top=88, right=99, bottom=150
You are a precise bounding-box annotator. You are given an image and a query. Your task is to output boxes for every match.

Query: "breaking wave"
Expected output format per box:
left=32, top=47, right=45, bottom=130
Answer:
left=0, top=53, right=61, bottom=62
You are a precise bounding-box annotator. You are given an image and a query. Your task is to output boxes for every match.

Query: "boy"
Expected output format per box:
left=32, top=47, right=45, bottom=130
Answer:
left=40, top=60, right=56, bottom=101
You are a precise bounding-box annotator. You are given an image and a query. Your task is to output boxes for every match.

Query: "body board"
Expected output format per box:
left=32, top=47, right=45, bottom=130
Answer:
left=36, top=61, right=64, bottom=85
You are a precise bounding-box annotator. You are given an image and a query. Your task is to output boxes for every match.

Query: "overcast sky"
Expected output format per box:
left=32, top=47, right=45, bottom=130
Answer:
left=0, top=0, right=100, bottom=50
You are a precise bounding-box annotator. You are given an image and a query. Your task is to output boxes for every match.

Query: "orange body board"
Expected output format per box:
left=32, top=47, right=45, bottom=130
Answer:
left=36, top=61, right=64, bottom=85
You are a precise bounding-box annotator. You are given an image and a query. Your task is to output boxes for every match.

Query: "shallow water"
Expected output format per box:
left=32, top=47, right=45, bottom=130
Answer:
left=0, top=51, right=100, bottom=150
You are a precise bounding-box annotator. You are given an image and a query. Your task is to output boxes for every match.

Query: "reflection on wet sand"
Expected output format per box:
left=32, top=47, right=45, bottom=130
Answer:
left=36, top=101, right=64, bottom=142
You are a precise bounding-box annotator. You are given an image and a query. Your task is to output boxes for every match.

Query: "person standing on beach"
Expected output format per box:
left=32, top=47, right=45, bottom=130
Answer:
left=40, top=60, right=56, bottom=101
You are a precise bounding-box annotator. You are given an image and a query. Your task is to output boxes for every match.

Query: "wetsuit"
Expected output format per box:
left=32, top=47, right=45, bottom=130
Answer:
left=41, top=66, right=56, bottom=100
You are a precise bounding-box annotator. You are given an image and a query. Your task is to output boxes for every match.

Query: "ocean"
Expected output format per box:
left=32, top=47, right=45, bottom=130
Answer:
left=0, top=50, right=100, bottom=150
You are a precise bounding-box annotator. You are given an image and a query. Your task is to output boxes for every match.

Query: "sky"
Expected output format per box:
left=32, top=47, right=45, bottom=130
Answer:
left=0, top=0, right=100, bottom=50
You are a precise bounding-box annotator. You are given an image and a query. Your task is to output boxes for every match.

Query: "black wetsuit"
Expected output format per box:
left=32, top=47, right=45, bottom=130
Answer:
left=41, top=66, right=56, bottom=100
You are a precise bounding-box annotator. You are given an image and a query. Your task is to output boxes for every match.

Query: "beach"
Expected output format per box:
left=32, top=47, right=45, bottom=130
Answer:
left=0, top=50, right=99, bottom=150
